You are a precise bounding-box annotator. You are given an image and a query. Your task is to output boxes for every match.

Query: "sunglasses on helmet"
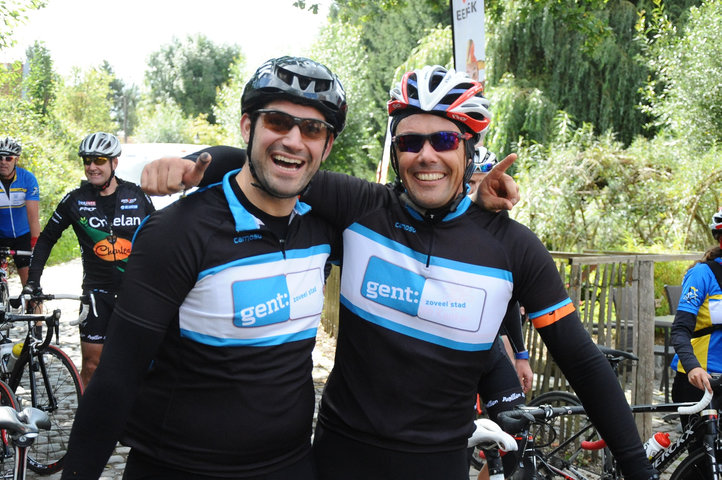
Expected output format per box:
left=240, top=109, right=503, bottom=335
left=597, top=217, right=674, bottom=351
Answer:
left=81, top=156, right=111, bottom=166
left=392, top=131, right=473, bottom=153
left=255, top=109, right=334, bottom=141
left=472, top=161, right=496, bottom=174
left=0, top=155, right=18, bottom=162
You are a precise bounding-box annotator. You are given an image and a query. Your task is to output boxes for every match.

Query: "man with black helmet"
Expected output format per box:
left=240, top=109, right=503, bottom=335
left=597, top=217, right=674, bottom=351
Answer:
left=26, top=132, right=154, bottom=387
left=0, top=136, right=40, bottom=286
left=61, top=57, right=344, bottom=480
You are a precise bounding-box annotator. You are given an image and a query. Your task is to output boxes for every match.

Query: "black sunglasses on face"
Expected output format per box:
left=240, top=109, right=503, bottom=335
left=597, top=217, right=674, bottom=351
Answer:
left=392, top=131, right=473, bottom=153
left=255, top=109, right=334, bottom=141
left=0, top=156, right=17, bottom=162
left=82, top=156, right=111, bottom=166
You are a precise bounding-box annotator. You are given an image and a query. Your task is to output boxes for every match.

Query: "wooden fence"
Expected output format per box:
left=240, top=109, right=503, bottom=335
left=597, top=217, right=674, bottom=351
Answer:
left=320, top=252, right=701, bottom=439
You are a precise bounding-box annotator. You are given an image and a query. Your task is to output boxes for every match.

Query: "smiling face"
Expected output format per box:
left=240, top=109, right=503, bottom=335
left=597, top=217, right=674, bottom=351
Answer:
left=395, top=114, right=470, bottom=210
left=240, top=99, right=334, bottom=213
left=84, top=156, right=118, bottom=189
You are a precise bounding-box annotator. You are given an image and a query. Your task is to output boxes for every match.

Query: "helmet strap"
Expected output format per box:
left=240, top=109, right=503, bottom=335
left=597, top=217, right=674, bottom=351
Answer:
left=93, top=168, right=115, bottom=191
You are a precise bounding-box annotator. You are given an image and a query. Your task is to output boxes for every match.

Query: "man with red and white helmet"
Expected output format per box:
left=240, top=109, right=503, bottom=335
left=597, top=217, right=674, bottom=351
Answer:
left=297, top=65, right=655, bottom=480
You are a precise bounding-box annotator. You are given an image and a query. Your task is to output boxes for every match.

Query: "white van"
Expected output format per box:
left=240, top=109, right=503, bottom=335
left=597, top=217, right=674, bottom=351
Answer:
left=116, top=143, right=209, bottom=209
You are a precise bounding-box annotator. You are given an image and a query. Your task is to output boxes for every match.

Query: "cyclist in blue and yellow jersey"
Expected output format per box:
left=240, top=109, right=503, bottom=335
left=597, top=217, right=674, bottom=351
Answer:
left=670, top=209, right=722, bottom=444
left=0, top=136, right=40, bottom=286
left=140, top=66, right=657, bottom=480
left=26, top=132, right=154, bottom=387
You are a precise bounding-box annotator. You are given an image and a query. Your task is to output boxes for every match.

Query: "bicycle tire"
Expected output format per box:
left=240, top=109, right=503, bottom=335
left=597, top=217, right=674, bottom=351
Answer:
left=0, top=380, right=18, bottom=480
left=670, top=447, right=721, bottom=480
left=9, top=344, right=83, bottom=475
left=527, top=390, right=610, bottom=477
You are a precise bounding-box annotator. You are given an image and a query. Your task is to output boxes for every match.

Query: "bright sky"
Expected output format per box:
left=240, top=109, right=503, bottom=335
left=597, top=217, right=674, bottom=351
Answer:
left=0, top=0, right=332, bottom=85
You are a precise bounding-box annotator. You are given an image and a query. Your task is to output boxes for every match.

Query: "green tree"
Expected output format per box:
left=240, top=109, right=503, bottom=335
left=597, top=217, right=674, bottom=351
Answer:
left=101, top=61, right=140, bottom=140
left=641, top=0, right=722, bottom=148
left=145, top=34, right=241, bottom=123
left=213, top=58, right=248, bottom=146
left=52, top=67, right=117, bottom=142
left=22, top=41, right=56, bottom=117
left=0, top=0, right=46, bottom=49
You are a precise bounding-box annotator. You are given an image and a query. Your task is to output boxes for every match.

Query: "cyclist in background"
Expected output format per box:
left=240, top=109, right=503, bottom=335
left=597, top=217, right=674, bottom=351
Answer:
left=0, top=136, right=40, bottom=286
left=26, top=132, right=154, bottom=387
left=670, top=208, right=722, bottom=449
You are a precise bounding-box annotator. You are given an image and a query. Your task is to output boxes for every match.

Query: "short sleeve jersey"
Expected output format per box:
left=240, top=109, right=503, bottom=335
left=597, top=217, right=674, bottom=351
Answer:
left=0, top=167, right=39, bottom=238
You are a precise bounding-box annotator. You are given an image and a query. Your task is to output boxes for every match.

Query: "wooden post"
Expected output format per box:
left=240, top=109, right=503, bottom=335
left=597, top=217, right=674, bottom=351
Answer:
left=634, top=259, right=655, bottom=440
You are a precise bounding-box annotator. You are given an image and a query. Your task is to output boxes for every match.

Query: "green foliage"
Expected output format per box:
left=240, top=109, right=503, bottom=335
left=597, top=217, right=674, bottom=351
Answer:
left=101, top=61, right=140, bottom=139
left=488, top=0, right=653, bottom=146
left=213, top=59, right=248, bottom=146
left=134, top=98, right=224, bottom=145
left=0, top=0, right=46, bottom=49
left=22, top=41, right=56, bottom=117
left=641, top=0, right=722, bottom=148
left=145, top=34, right=241, bottom=124
left=309, top=21, right=378, bottom=179
left=52, top=67, right=117, bottom=142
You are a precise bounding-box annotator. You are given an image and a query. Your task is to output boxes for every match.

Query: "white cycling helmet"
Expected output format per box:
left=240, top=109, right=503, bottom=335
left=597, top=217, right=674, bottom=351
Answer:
left=710, top=209, right=722, bottom=236
left=472, top=146, right=498, bottom=174
left=78, top=132, right=121, bottom=158
left=0, top=137, right=22, bottom=156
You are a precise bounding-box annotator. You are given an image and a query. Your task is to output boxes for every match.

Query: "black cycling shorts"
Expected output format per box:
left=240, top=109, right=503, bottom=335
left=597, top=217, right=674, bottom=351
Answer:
left=123, top=447, right=318, bottom=480
left=0, top=233, right=32, bottom=268
left=79, top=289, right=117, bottom=344
left=313, top=424, right=469, bottom=480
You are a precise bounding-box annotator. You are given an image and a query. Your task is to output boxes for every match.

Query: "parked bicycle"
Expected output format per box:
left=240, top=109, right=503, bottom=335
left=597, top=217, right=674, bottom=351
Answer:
left=0, top=292, right=85, bottom=475
left=0, top=249, right=31, bottom=310
left=0, top=405, right=50, bottom=480
left=524, top=345, right=639, bottom=473
left=498, top=375, right=722, bottom=480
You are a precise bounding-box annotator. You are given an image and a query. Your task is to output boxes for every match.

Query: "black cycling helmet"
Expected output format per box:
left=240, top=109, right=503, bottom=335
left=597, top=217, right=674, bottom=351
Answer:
left=0, top=137, right=22, bottom=156
left=242, top=56, right=347, bottom=135
left=241, top=56, right=347, bottom=199
left=78, top=132, right=122, bottom=158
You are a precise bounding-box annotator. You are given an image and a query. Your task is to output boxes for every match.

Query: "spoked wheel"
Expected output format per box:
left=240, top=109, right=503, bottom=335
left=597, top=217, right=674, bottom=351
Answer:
left=9, top=345, right=83, bottom=474
left=526, top=391, right=611, bottom=477
left=670, top=448, right=722, bottom=480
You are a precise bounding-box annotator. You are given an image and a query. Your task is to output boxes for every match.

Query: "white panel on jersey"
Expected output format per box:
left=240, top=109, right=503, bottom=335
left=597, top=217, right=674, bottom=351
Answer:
left=341, top=225, right=513, bottom=351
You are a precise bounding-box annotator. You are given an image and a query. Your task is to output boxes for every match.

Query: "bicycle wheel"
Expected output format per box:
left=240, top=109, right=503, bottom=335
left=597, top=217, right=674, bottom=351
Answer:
left=670, top=448, right=721, bottom=480
left=0, top=380, right=19, bottom=480
left=9, top=345, right=83, bottom=474
left=527, top=391, right=610, bottom=476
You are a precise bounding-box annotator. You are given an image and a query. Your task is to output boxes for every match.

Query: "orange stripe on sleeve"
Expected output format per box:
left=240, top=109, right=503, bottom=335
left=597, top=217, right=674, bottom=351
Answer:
left=531, top=302, right=576, bottom=329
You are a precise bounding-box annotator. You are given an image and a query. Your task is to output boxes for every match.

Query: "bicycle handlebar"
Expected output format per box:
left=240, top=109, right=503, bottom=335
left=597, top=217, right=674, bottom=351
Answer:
left=0, top=248, right=32, bottom=258
left=677, top=375, right=722, bottom=415
left=0, top=406, right=50, bottom=437
left=19, top=292, right=94, bottom=326
left=467, top=418, right=518, bottom=452
left=497, top=404, right=587, bottom=434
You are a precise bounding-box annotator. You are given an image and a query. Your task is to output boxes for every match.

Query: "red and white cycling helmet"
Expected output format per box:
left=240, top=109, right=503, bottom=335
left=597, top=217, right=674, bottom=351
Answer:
left=388, top=65, right=492, bottom=140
